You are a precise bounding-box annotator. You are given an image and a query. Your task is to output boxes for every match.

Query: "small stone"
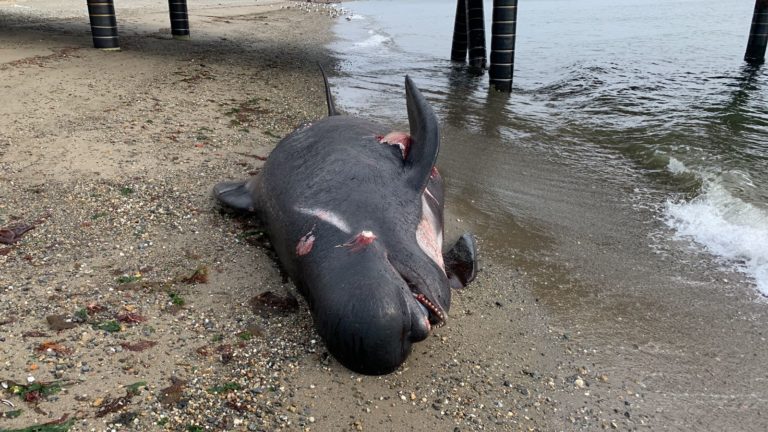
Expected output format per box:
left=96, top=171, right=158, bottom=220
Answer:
left=574, top=378, right=585, bottom=388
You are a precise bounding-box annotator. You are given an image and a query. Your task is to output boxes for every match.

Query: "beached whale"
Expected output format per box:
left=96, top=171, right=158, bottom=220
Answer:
left=214, top=73, right=477, bottom=375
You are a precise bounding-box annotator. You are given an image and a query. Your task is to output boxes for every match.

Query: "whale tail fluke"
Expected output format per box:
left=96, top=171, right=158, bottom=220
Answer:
left=319, top=63, right=338, bottom=117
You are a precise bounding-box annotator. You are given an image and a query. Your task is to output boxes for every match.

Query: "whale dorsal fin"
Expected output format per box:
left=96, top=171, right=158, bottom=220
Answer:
left=319, top=64, right=338, bottom=117
left=404, top=76, right=440, bottom=192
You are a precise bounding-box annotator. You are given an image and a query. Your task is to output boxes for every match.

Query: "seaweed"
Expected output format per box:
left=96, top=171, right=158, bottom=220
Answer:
left=181, top=266, right=208, bottom=284
left=249, top=291, right=298, bottom=317
left=21, top=331, right=48, bottom=338
left=120, top=340, right=157, bottom=352
left=158, top=377, right=186, bottom=407
left=116, top=275, right=141, bottom=284
left=2, top=409, right=23, bottom=418
left=0, top=223, right=35, bottom=245
left=3, top=380, right=63, bottom=403
left=168, top=292, right=185, bottom=306
left=46, top=315, right=77, bottom=331
left=2, top=415, right=75, bottom=432
left=93, top=320, right=121, bottom=333
left=207, top=382, right=241, bottom=394
left=95, top=382, right=146, bottom=418
left=35, top=341, right=73, bottom=356
left=115, top=313, right=146, bottom=324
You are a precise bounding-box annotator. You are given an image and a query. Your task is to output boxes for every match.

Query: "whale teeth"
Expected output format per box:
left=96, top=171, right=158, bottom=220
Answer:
left=413, top=293, right=445, bottom=326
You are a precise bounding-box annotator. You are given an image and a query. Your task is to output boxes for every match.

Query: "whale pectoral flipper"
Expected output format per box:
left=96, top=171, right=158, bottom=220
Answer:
left=214, top=179, right=260, bottom=213
left=444, top=233, right=478, bottom=289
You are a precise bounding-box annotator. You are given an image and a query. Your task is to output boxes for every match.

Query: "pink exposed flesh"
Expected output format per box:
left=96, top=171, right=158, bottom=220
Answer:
left=296, top=231, right=316, bottom=256
left=378, top=131, right=412, bottom=159
left=339, top=230, right=377, bottom=252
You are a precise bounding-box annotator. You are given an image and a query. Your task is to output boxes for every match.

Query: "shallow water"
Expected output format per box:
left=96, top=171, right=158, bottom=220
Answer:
left=330, top=0, right=768, bottom=296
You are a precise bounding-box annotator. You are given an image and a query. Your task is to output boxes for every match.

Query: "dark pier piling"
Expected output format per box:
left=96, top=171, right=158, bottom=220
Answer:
left=466, top=0, right=487, bottom=71
left=168, top=0, right=191, bottom=40
left=745, top=0, right=768, bottom=64
left=451, top=0, right=469, bottom=62
left=86, top=0, right=119, bottom=50
left=489, top=0, right=517, bottom=92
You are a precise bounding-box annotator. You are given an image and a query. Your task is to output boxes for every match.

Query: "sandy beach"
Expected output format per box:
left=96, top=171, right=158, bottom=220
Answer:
left=1, top=1, right=768, bottom=431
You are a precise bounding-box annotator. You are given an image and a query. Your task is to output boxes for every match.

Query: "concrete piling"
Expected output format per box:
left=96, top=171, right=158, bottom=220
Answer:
left=466, top=0, right=487, bottom=70
left=489, top=0, right=517, bottom=92
left=451, top=0, right=469, bottom=62
left=745, top=0, right=768, bottom=64
left=168, top=0, right=191, bottom=40
left=86, top=0, right=119, bottom=50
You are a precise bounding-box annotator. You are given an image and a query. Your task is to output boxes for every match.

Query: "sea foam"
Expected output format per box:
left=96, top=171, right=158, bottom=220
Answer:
left=664, top=167, right=768, bottom=295
left=353, top=32, right=391, bottom=49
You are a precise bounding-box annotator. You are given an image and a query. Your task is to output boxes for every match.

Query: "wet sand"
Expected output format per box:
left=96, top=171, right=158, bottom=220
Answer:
left=1, top=1, right=767, bottom=431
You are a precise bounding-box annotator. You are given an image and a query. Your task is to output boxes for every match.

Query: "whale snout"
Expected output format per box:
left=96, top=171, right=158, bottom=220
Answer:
left=314, top=291, right=413, bottom=375
left=309, top=259, right=439, bottom=374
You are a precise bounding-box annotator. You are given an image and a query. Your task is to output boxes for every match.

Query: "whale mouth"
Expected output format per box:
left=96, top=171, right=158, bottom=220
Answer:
left=387, top=257, right=447, bottom=328
left=412, top=292, right=446, bottom=327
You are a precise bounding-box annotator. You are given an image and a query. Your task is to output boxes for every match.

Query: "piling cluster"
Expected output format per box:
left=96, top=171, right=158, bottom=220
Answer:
left=451, top=0, right=518, bottom=93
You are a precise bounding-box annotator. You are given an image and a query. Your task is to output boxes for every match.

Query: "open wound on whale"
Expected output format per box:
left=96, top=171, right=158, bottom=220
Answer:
left=417, top=195, right=444, bottom=270
left=296, top=225, right=316, bottom=256
left=337, top=230, right=377, bottom=252
left=377, top=131, right=411, bottom=159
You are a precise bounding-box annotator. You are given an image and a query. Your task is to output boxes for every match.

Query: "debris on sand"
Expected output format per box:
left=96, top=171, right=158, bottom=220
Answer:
left=249, top=291, right=299, bottom=317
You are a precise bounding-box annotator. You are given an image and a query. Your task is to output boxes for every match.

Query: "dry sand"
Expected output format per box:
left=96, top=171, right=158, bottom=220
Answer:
left=1, top=1, right=767, bottom=432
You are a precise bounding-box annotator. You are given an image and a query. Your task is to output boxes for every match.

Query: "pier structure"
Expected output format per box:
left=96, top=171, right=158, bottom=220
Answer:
left=489, top=0, right=518, bottom=92
left=745, top=0, right=768, bottom=64
left=85, top=0, right=190, bottom=49
left=450, top=0, right=468, bottom=62
left=86, top=0, right=119, bottom=50
left=466, top=0, right=488, bottom=71
left=168, top=0, right=191, bottom=40
left=451, top=0, right=518, bottom=92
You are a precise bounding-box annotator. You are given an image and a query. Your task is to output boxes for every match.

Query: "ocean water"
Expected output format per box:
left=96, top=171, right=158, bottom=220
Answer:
left=328, top=0, right=768, bottom=295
